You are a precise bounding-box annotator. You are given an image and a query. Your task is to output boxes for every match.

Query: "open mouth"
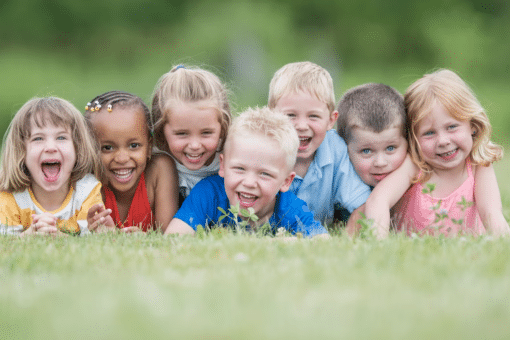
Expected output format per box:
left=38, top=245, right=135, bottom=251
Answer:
left=185, top=153, right=204, bottom=164
left=438, top=148, right=458, bottom=160
left=41, top=161, right=61, bottom=182
left=111, top=168, right=134, bottom=183
left=237, top=192, right=257, bottom=208
left=299, top=137, right=312, bottom=150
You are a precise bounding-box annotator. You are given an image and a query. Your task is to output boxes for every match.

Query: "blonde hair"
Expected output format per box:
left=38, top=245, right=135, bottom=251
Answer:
left=405, top=69, right=503, bottom=183
left=268, top=61, right=336, bottom=113
left=0, top=97, right=101, bottom=192
left=225, top=106, right=299, bottom=170
left=151, top=65, right=231, bottom=152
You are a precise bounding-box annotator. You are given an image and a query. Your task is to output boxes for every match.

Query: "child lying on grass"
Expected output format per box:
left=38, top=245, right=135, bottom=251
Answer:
left=164, top=106, right=329, bottom=238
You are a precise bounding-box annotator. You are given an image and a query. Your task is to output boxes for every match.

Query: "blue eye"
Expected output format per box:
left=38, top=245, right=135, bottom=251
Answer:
left=130, top=143, right=140, bottom=149
left=361, top=149, right=371, bottom=155
left=386, top=145, right=395, bottom=152
left=101, top=145, right=113, bottom=152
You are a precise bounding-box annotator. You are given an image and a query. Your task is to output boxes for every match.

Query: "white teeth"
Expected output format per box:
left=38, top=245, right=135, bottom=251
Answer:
left=299, top=137, right=310, bottom=141
left=112, top=169, right=133, bottom=178
left=441, top=149, right=456, bottom=157
left=239, top=193, right=256, bottom=199
left=186, top=154, right=202, bottom=160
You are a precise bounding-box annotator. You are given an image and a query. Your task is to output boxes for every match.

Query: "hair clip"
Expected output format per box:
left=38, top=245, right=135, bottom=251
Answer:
left=107, top=104, right=113, bottom=112
left=175, top=65, right=186, bottom=71
left=85, top=102, right=91, bottom=111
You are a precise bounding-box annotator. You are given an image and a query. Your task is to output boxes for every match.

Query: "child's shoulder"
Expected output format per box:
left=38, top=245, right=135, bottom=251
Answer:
left=0, top=190, right=16, bottom=202
left=146, top=152, right=176, bottom=171
left=316, top=129, right=348, bottom=163
left=145, top=152, right=177, bottom=180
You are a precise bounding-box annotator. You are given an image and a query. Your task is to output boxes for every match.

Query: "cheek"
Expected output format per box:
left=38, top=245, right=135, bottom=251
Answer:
left=388, top=150, right=408, bottom=171
left=349, top=153, right=371, bottom=176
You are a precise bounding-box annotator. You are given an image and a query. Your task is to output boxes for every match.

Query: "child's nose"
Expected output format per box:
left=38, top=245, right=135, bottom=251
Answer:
left=114, top=149, right=129, bottom=163
left=242, top=173, right=256, bottom=187
left=374, top=153, right=388, bottom=167
left=44, top=139, right=57, bottom=152
left=294, top=117, right=307, bottom=130
left=437, top=131, right=450, bottom=146
left=188, top=138, right=201, bottom=150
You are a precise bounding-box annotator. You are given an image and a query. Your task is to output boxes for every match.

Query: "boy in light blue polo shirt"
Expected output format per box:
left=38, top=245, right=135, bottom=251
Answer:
left=268, top=61, right=371, bottom=225
left=165, top=106, right=328, bottom=238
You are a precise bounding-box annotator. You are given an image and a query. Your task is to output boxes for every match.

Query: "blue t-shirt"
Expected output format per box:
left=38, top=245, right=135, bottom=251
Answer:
left=174, top=175, right=328, bottom=238
left=290, top=129, right=371, bottom=225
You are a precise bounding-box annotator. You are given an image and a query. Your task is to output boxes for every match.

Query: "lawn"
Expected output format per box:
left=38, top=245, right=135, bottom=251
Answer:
left=1, top=223, right=510, bottom=339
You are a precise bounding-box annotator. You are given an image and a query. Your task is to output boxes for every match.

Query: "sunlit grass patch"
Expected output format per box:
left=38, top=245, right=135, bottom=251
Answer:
left=1, top=232, right=510, bottom=339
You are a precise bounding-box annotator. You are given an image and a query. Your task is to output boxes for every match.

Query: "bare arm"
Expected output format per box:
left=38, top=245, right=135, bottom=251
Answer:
left=365, top=155, right=417, bottom=239
left=146, top=154, right=179, bottom=233
left=474, top=164, right=510, bottom=236
left=164, top=218, right=196, bottom=236
left=345, top=204, right=364, bottom=237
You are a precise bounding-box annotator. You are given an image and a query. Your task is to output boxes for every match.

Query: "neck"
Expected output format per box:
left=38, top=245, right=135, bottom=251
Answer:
left=31, top=184, right=70, bottom=212
left=294, top=156, right=313, bottom=178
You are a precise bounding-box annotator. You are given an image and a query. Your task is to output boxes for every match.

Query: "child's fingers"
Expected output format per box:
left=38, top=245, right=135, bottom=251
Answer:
left=32, top=213, right=57, bottom=225
left=121, top=226, right=142, bottom=233
left=87, top=204, right=105, bottom=220
left=34, top=225, right=59, bottom=234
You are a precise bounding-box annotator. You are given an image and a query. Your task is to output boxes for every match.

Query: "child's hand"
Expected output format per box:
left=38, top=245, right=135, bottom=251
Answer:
left=120, top=226, right=143, bottom=234
left=87, top=204, right=115, bottom=232
left=23, top=213, right=58, bottom=236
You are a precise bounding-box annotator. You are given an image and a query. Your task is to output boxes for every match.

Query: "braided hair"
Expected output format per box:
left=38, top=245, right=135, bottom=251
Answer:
left=84, top=90, right=154, bottom=137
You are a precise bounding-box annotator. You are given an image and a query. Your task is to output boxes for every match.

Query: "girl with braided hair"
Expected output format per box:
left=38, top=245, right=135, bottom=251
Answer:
left=85, top=91, right=179, bottom=232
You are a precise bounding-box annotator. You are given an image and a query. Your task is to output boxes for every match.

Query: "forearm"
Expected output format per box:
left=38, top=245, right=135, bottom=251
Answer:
left=164, top=218, right=196, bottom=236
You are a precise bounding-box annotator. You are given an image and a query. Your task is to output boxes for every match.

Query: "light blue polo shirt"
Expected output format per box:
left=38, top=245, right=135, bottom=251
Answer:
left=290, top=129, right=371, bottom=225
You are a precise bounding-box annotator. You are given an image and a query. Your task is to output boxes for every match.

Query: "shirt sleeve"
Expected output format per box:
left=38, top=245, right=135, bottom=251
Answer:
left=333, top=135, right=371, bottom=212
left=75, top=181, right=103, bottom=236
left=174, top=177, right=223, bottom=231
left=276, top=192, right=329, bottom=238
left=0, top=192, right=27, bottom=234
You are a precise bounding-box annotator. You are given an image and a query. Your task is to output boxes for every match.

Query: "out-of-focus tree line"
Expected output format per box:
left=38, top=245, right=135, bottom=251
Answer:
left=1, top=0, right=510, bottom=142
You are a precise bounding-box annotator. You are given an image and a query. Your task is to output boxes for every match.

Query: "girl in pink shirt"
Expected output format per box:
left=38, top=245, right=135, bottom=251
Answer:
left=364, top=69, right=509, bottom=238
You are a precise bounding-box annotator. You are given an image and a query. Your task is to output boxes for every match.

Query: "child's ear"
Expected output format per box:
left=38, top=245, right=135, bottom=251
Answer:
left=328, top=110, right=339, bottom=130
left=218, top=154, right=225, bottom=178
left=279, top=171, right=296, bottom=193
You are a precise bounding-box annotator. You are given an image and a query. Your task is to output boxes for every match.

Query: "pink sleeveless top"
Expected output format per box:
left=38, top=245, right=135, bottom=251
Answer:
left=392, top=159, right=484, bottom=237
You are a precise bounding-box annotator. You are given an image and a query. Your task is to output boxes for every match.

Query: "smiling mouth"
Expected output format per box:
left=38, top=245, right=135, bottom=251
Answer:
left=185, top=153, right=204, bottom=163
left=111, top=169, right=134, bottom=183
left=238, top=192, right=257, bottom=208
left=299, top=137, right=312, bottom=150
left=438, top=148, right=458, bottom=160
left=42, top=161, right=61, bottom=182
left=372, top=173, right=389, bottom=181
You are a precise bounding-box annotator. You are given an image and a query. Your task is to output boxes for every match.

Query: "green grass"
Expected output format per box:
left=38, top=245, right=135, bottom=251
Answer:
left=1, top=231, right=510, bottom=339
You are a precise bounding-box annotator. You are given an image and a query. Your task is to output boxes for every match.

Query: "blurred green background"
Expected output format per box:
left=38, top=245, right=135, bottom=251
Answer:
left=1, top=0, right=509, bottom=147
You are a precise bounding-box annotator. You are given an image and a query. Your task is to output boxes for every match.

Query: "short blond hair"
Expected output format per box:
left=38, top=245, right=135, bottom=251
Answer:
left=0, top=97, right=101, bottom=192
left=225, top=107, right=299, bottom=170
left=405, top=69, right=503, bottom=183
left=151, top=65, right=232, bottom=152
left=268, top=61, right=336, bottom=113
